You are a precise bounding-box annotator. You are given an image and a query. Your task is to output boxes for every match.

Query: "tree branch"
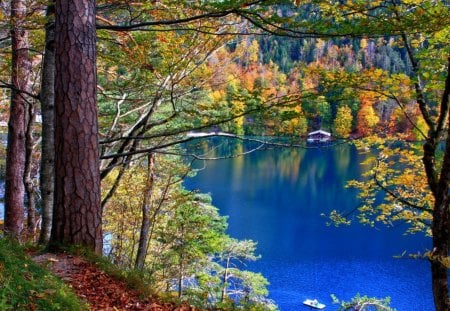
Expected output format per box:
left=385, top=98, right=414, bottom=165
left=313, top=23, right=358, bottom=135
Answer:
left=95, top=1, right=269, bottom=31
left=373, top=157, right=431, bottom=212
left=0, top=79, right=40, bottom=100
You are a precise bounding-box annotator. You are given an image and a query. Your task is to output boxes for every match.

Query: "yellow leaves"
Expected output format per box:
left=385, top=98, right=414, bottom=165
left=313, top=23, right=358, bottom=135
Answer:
left=410, top=37, right=423, bottom=49
left=326, top=210, right=352, bottom=227
left=356, top=101, right=379, bottom=135
left=347, top=140, right=433, bottom=236
left=334, top=105, right=353, bottom=138
left=209, top=90, right=225, bottom=103
left=360, top=38, right=368, bottom=50
left=247, top=39, right=260, bottom=64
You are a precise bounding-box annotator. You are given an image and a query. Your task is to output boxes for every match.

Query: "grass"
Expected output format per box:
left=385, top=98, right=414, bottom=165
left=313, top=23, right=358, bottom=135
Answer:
left=0, top=238, right=88, bottom=311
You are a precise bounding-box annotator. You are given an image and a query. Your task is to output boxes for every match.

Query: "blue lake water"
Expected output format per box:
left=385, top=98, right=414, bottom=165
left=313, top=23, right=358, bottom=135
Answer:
left=184, top=139, right=434, bottom=310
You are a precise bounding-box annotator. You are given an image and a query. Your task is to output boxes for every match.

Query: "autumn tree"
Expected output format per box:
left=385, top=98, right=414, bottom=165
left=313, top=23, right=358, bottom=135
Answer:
left=356, top=96, right=379, bottom=136
left=333, top=105, right=353, bottom=138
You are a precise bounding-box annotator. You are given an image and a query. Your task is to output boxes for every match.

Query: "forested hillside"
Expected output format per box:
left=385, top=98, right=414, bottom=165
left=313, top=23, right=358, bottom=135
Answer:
left=196, top=32, right=421, bottom=138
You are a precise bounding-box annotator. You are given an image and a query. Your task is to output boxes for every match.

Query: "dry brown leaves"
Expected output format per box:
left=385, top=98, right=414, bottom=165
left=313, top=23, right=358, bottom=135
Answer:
left=32, top=253, right=194, bottom=311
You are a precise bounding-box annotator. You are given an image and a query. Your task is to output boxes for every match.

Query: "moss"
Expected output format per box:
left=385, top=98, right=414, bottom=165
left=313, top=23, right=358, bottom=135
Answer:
left=0, top=238, right=88, bottom=310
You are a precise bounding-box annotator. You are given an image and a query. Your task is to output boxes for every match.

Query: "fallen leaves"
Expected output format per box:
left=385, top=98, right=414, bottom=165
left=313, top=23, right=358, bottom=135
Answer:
left=33, top=253, right=195, bottom=311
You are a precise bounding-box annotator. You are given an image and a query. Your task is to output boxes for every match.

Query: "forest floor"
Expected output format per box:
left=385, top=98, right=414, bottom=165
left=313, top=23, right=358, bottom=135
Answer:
left=32, top=253, right=194, bottom=311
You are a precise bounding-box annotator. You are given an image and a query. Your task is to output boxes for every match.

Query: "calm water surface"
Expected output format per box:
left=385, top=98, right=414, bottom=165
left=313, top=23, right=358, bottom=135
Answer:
left=184, top=139, right=433, bottom=311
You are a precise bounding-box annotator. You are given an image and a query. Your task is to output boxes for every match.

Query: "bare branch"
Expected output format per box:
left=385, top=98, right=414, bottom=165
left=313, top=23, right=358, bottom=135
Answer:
left=0, top=79, right=40, bottom=100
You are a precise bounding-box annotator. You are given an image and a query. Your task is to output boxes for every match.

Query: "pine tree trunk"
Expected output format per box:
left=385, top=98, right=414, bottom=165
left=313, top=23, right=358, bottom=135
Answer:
left=49, top=0, right=102, bottom=254
left=4, top=0, right=31, bottom=240
left=135, top=153, right=155, bottom=270
left=38, top=3, right=55, bottom=245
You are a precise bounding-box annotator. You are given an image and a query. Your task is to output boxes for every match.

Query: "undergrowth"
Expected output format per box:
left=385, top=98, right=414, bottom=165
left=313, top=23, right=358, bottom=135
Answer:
left=0, top=238, right=87, bottom=310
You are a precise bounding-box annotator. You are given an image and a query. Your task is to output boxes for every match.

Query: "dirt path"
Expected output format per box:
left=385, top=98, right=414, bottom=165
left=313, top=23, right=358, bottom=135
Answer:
left=33, top=253, right=194, bottom=311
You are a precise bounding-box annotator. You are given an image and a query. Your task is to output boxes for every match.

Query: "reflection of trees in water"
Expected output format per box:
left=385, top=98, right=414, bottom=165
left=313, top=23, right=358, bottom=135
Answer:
left=334, top=144, right=351, bottom=174
left=276, top=148, right=304, bottom=183
left=244, top=147, right=304, bottom=185
left=186, top=139, right=369, bottom=204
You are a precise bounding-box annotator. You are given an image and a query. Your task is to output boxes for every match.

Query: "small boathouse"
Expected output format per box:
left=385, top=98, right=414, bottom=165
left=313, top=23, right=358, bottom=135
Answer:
left=306, top=130, right=331, bottom=143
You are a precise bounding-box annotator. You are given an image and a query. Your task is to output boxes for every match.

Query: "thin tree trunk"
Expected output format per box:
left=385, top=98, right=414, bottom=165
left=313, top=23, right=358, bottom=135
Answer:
left=101, top=159, right=130, bottom=210
left=24, top=99, right=37, bottom=240
left=49, top=0, right=102, bottom=254
left=38, top=3, right=55, bottom=245
left=178, top=254, right=183, bottom=298
left=4, top=0, right=31, bottom=240
left=220, top=257, right=230, bottom=303
left=135, top=153, right=156, bottom=270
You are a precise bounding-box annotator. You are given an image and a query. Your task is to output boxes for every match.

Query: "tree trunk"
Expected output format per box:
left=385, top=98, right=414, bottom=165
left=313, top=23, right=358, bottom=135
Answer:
left=430, top=215, right=450, bottom=311
left=220, top=257, right=230, bottom=303
left=48, top=0, right=102, bottom=254
left=178, top=254, right=183, bottom=298
left=38, top=3, right=56, bottom=245
left=430, top=181, right=449, bottom=311
left=4, top=0, right=31, bottom=240
left=428, top=57, right=450, bottom=311
left=24, top=103, right=37, bottom=240
left=135, top=153, right=156, bottom=270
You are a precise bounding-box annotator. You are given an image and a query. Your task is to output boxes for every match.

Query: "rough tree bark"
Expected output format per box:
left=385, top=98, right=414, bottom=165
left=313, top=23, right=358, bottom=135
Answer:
left=4, top=0, right=32, bottom=240
left=38, top=3, right=56, bottom=245
left=48, top=0, right=102, bottom=254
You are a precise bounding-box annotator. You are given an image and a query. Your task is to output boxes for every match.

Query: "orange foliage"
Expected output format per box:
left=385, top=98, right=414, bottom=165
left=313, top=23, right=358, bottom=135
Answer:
left=356, top=93, right=380, bottom=136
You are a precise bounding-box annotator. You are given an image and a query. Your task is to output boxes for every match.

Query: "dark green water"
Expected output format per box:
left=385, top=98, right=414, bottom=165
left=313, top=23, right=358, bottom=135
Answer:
left=184, top=139, right=433, bottom=310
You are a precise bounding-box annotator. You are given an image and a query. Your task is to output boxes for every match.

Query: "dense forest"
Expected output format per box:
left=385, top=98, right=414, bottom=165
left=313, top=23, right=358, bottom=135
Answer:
left=193, top=34, right=422, bottom=139
left=0, top=1, right=449, bottom=310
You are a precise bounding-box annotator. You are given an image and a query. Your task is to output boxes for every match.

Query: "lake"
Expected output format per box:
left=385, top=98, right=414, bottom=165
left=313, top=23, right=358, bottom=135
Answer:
left=184, top=139, right=434, bottom=310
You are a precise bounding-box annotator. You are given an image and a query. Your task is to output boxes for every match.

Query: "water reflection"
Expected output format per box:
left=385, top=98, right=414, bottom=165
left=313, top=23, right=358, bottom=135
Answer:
left=185, top=139, right=432, bottom=311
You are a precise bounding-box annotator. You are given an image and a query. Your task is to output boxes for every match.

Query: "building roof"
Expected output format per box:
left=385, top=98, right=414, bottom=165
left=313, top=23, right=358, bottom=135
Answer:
left=307, top=130, right=331, bottom=136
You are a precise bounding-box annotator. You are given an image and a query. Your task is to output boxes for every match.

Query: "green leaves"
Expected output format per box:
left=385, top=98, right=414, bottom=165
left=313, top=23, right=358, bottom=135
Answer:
left=332, top=293, right=395, bottom=311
